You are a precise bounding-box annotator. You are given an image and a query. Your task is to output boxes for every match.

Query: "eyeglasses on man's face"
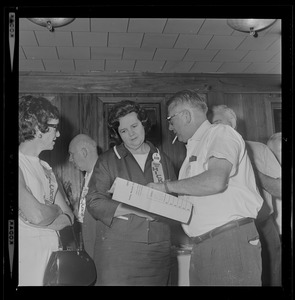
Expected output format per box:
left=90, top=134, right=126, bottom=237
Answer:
left=166, top=110, right=185, bottom=124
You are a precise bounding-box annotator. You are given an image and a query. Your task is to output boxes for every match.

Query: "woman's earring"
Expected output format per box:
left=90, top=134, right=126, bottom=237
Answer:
left=38, top=133, right=42, bottom=138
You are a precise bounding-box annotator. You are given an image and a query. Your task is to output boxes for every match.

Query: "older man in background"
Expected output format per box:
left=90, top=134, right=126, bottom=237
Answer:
left=210, top=105, right=282, bottom=286
left=68, top=134, right=99, bottom=259
left=267, top=132, right=282, bottom=238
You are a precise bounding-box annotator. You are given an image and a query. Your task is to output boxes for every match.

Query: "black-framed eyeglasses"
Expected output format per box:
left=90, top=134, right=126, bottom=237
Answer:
left=166, top=110, right=185, bottom=123
left=47, top=124, right=59, bottom=131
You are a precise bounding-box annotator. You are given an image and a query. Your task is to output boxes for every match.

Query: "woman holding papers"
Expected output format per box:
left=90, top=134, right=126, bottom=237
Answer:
left=86, top=100, right=177, bottom=286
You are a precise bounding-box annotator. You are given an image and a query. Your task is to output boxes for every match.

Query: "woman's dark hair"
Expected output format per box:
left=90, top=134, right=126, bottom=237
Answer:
left=19, top=95, right=60, bottom=143
left=108, top=100, right=151, bottom=144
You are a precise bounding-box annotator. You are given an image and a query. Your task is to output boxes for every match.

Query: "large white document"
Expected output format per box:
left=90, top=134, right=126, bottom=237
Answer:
left=109, top=177, right=192, bottom=223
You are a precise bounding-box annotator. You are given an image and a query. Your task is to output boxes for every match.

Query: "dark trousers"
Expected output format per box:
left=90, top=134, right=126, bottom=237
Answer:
left=255, top=214, right=281, bottom=286
left=189, top=221, right=262, bottom=286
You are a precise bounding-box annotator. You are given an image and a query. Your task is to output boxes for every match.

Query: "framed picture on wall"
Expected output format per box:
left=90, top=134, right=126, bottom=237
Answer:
left=271, top=102, right=282, bottom=133
left=265, top=95, right=282, bottom=138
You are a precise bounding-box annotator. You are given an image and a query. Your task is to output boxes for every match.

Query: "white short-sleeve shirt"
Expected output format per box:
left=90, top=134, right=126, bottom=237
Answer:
left=179, top=120, right=263, bottom=237
left=246, top=141, right=281, bottom=222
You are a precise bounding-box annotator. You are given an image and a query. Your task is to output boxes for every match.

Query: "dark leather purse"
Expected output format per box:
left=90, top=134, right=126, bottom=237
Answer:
left=43, top=219, right=97, bottom=286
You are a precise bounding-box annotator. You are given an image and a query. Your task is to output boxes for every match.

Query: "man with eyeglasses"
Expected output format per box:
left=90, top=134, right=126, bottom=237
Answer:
left=148, top=90, right=263, bottom=286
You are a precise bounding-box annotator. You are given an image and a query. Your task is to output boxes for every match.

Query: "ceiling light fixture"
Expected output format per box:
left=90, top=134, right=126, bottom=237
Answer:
left=227, top=19, right=277, bottom=38
left=27, top=18, right=75, bottom=32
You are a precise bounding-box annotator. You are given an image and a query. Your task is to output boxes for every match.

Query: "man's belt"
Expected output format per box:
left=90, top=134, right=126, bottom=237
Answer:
left=191, top=217, right=254, bottom=245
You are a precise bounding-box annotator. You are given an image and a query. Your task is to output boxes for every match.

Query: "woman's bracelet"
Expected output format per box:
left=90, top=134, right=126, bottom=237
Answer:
left=164, top=180, right=171, bottom=194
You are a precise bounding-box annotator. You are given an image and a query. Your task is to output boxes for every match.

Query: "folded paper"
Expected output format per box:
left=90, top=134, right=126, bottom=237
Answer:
left=110, top=177, right=192, bottom=223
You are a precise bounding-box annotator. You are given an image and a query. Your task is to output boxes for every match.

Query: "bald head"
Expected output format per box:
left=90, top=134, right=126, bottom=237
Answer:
left=69, top=134, right=97, bottom=150
left=69, top=134, right=98, bottom=172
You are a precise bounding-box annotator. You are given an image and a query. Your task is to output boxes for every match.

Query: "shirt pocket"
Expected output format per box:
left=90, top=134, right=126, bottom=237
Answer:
left=189, top=157, right=205, bottom=177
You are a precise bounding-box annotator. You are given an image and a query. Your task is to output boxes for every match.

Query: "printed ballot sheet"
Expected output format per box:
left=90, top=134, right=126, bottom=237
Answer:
left=110, top=177, right=192, bottom=223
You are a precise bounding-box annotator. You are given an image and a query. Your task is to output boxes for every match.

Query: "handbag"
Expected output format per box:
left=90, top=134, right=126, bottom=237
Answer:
left=43, top=217, right=97, bottom=286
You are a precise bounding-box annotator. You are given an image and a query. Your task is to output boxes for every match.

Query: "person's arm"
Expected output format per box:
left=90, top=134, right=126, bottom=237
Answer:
left=43, top=189, right=75, bottom=230
left=86, top=156, right=120, bottom=226
left=19, top=167, right=63, bottom=226
left=148, top=157, right=232, bottom=197
left=256, top=170, right=281, bottom=199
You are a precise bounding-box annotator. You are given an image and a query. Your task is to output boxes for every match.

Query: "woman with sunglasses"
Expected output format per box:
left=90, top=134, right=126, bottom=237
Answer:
left=18, top=95, right=74, bottom=286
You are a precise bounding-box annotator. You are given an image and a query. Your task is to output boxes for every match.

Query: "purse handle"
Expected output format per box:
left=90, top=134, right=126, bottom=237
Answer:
left=58, top=213, right=82, bottom=252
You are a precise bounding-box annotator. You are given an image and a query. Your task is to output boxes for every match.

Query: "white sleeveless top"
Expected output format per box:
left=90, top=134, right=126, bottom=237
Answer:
left=19, top=151, right=59, bottom=286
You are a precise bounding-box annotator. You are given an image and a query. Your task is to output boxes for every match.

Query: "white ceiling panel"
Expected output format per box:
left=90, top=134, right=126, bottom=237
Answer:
left=19, top=18, right=282, bottom=74
left=183, top=49, right=218, bottom=61
left=72, top=32, right=107, bottom=47
left=206, top=35, right=246, bottom=50
left=141, top=33, right=178, bottom=48
left=267, top=64, right=281, bottom=74
left=198, top=19, right=234, bottom=35
left=19, top=47, right=26, bottom=59
left=91, top=47, right=123, bottom=60
left=268, top=52, right=281, bottom=63
left=174, top=34, right=212, bottom=49
left=123, top=47, right=156, bottom=60
left=57, top=47, right=90, bottom=60
left=128, top=19, right=167, bottom=33
left=237, top=36, right=279, bottom=50
left=19, top=31, right=38, bottom=46
left=35, top=31, right=73, bottom=47
left=164, top=19, right=204, bottom=34
left=212, top=50, right=248, bottom=62
left=153, top=48, right=187, bottom=61
left=91, top=18, right=128, bottom=32
left=241, top=50, right=277, bottom=62
left=22, top=46, right=58, bottom=60
left=108, top=32, right=143, bottom=47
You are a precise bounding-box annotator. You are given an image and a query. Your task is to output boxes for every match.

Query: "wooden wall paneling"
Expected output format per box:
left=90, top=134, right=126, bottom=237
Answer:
left=264, top=94, right=282, bottom=136
left=207, top=91, right=224, bottom=107
left=19, top=72, right=210, bottom=94
left=240, top=94, right=256, bottom=141
left=79, top=94, right=104, bottom=154
left=240, top=94, right=265, bottom=142
left=253, top=94, right=271, bottom=143
left=58, top=94, right=81, bottom=208
left=222, top=93, right=247, bottom=137
left=214, top=75, right=281, bottom=93
left=19, top=72, right=281, bottom=94
left=96, top=96, right=105, bottom=155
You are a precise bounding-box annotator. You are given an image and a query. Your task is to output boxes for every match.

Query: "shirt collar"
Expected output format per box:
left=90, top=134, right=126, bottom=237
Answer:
left=187, top=120, right=212, bottom=144
left=115, top=140, right=158, bottom=158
